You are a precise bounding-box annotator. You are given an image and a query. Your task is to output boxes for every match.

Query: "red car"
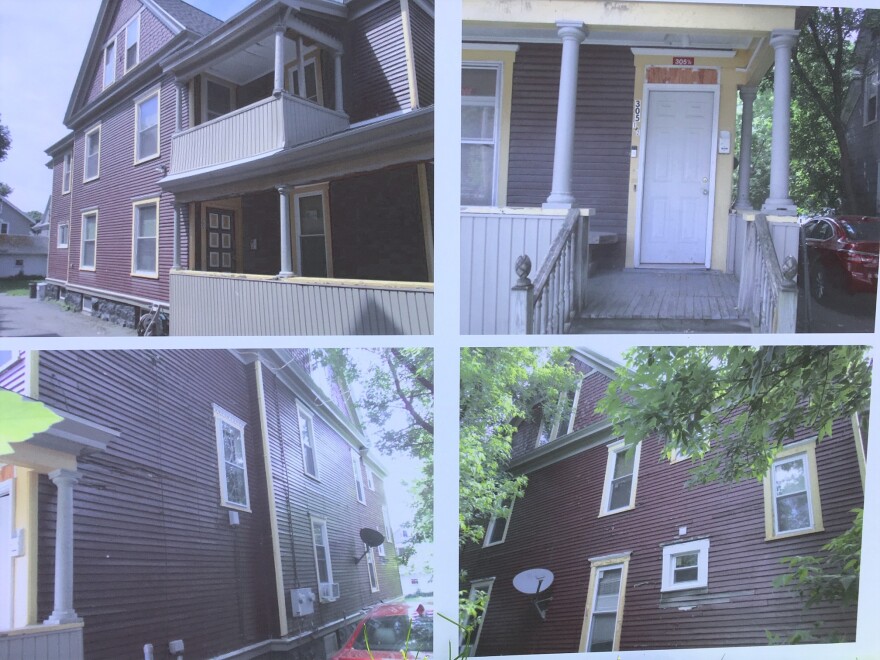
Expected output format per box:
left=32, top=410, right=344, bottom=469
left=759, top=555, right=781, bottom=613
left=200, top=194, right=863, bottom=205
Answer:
left=802, top=215, right=880, bottom=300
left=331, top=602, right=433, bottom=659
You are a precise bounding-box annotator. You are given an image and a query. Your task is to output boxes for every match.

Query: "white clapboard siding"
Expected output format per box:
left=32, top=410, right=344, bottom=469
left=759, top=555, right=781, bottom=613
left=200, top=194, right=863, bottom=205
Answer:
left=0, top=626, right=84, bottom=660
left=461, top=210, right=568, bottom=334
left=170, top=271, right=433, bottom=335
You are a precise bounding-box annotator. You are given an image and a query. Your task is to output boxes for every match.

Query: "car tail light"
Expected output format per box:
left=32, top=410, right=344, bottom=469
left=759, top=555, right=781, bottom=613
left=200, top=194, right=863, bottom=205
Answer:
left=844, top=250, right=879, bottom=267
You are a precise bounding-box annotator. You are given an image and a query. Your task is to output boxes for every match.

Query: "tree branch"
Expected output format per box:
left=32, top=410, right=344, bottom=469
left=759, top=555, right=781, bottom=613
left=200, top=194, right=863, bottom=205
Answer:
left=384, top=352, right=434, bottom=435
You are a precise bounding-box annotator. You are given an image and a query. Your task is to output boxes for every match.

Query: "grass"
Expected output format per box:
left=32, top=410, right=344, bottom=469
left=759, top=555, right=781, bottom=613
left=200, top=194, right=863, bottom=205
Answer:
left=0, top=275, right=43, bottom=296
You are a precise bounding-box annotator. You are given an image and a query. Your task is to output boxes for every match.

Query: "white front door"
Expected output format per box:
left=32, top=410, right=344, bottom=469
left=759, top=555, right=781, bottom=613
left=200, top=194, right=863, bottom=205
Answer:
left=639, top=90, right=715, bottom=266
left=0, top=484, right=11, bottom=630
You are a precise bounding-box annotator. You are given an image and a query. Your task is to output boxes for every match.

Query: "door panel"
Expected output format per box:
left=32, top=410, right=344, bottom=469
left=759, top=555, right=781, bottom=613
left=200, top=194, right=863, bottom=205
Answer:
left=640, top=91, right=714, bottom=265
left=206, top=208, right=235, bottom=273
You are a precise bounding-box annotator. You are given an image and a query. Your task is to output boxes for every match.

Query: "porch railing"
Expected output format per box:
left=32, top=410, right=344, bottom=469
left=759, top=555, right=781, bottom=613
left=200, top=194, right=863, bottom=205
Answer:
left=737, top=212, right=798, bottom=333
left=0, top=623, right=84, bottom=660
left=169, top=270, right=432, bottom=335
left=511, top=208, right=590, bottom=334
left=170, top=93, right=349, bottom=175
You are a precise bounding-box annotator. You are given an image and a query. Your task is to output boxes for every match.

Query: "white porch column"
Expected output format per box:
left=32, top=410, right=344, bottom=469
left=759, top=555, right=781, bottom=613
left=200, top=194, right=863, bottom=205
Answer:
left=274, top=25, right=286, bottom=95
left=172, top=203, right=183, bottom=270
left=175, top=82, right=186, bottom=133
left=735, top=86, right=758, bottom=210
left=762, top=30, right=800, bottom=213
left=335, top=52, right=344, bottom=112
left=544, top=21, right=587, bottom=209
left=45, top=469, right=82, bottom=625
left=297, top=37, right=307, bottom=99
left=278, top=186, right=293, bottom=277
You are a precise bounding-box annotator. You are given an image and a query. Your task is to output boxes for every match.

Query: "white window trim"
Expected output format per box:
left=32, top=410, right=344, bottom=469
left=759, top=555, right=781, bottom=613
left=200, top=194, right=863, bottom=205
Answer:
left=580, top=553, right=631, bottom=653
left=80, top=210, right=98, bottom=271
left=57, top=222, right=69, bottom=249
left=463, top=577, right=495, bottom=654
left=83, top=125, right=101, bottom=183
left=292, top=184, right=333, bottom=277
left=102, top=38, right=116, bottom=89
left=310, top=516, right=335, bottom=600
left=660, top=538, right=709, bottom=592
left=366, top=467, right=375, bottom=491
left=212, top=403, right=251, bottom=511
left=483, top=498, right=514, bottom=547
left=461, top=61, right=502, bottom=207
left=382, top=504, right=393, bottom=544
left=536, top=382, right=582, bottom=448
left=131, top=198, right=160, bottom=278
left=376, top=526, right=386, bottom=557
left=288, top=55, right=324, bottom=105
left=365, top=543, right=380, bottom=592
left=0, top=223, right=7, bottom=235
left=124, top=12, right=141, bottom=74
left=764, top=438, right=824, bottom=540
left=201, top=75, right=236, bottom=123
left=351, top=448, right=366, bottom=505
left=61, top=152, right=72, bottom=195
left=134, top=88, right=161, bottom=164
left=297, top=403, right=319, bottom=479
left=599, top=440, right=642, bottom=516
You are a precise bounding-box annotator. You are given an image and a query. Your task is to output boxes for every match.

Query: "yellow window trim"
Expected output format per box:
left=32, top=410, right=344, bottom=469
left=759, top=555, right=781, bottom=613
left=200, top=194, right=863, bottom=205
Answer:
left=578, top=552, right=631, bottom=652
left=763, top=438, right=824, bottom=541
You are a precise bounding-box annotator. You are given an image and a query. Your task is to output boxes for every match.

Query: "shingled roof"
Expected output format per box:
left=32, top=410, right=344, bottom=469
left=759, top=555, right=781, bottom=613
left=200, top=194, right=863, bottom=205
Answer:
left=152, top=0, right=223, bottom=37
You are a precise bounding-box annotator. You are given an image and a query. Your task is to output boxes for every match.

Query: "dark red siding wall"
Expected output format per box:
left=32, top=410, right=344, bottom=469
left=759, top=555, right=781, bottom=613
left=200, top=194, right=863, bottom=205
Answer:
left=507, top=44, right=634, bottom=266
left=258, top=362, right=402, bottom=641
left=463, top=415, right=862, bottom=655
left=36, top=350, right=276, bottom=660
left=409, top=2, right=433, bottom=108
left=330, top=165, right=429, bottom=282
left=345, top=1, right=411, bottom=122
left=48, top=158, right=73, bottom=283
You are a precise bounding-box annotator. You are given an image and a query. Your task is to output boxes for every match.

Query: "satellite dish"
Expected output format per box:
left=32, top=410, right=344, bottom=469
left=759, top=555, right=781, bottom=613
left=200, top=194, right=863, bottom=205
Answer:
left=360, top=528, right=386, bottom=548
left=513, top=568, right=554, bottom=595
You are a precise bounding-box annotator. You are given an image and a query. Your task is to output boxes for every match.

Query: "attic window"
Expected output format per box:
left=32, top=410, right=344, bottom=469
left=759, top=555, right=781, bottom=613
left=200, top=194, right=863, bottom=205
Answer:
left=535, top=385, right=581, bottom=447
left=103, top=40, right=116, bottom=89
left=125, top=13, right=140, bottom=73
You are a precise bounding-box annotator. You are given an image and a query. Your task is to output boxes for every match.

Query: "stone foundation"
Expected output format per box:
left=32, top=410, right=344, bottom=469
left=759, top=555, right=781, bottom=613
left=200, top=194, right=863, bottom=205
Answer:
left=92, top=298, right=138, bottom=328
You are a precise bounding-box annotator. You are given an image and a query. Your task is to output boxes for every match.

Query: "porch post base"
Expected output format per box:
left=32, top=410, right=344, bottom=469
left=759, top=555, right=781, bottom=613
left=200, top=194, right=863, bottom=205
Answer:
left=543, top=197, right=575, bottom=210
left=278, top=271, right=294, bottom=278
left=761, top=199, right=797, bottom=215
left=44, top=611, right=82, bottom=626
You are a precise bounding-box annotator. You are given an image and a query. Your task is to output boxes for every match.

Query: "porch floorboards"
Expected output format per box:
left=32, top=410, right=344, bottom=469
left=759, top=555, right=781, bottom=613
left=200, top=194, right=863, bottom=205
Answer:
left=569, top=269, right=751, bottom=334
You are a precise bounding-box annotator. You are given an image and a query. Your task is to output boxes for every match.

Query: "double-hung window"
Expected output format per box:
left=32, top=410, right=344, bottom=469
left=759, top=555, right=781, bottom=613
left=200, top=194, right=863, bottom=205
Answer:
left=366, top=467, right=375, bottom=491
left=461, top=64, right=501, bottom=206
left=462, top=578, right=495, bottom=654
left=57, top=222, right=69, bottom=248
left=212, top=404, right=250, bottom=510
left=83, top=126, right=101, bottom=182
left=351, top=448, right=366, bottom=504
left=132, top=199, right=159, bottom=277
left=583, top=554, right=630, bottom=653
left=80, top=211, right=98, bottom=270
left=764, top=439, right=824, bottom=539
left=599, top=440, right=641, bottom=515
left=298, top=406, right=318, bottom=478
left=125, top=14, right=140, bottom=72
left=365, top=543, right=379, bottom=592
left=660, top=539, right=709, bottom=592
left=103, top=40, right=116, bottom=89
left=483, top=499, right=513, bottom=547
left=536, top=385, right=580, bottom=447
left=135, top=90, right=160, bottom=163
left=0, top=223, right=7, bottom=235
left=311, top=518, right=336, bottom=600
left=293, top=185, right=332, bottom=277
left=61, top=152, right=72, bottom=194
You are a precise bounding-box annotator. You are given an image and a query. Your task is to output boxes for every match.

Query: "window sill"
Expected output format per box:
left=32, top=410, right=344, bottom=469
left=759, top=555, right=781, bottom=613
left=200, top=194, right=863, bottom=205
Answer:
left=83, top=175, right=100, bottom=184
left=598, top=504, right=635, bottom=517
left=765, top=524, right=824, bottom=542
left=131, top=271, right=159, bottom=280
left=222, top=502, right=251, bottom=514
left=134, top=152, right=161, bottom=166
left=79, top=266, right=96, bottom=272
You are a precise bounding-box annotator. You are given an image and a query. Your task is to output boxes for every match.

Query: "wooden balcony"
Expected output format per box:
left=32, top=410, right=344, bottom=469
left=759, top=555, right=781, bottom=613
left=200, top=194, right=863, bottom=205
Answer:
left=170, top=93, right=349, bottom=175
left=0, top=623, right=84, bottom=660
left=169, top=270, right=433, bottom=335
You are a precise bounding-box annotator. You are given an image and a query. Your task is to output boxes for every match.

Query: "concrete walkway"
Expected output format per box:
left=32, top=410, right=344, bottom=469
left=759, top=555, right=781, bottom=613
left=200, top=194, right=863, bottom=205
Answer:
left=0, top=294, right=136, bottom=337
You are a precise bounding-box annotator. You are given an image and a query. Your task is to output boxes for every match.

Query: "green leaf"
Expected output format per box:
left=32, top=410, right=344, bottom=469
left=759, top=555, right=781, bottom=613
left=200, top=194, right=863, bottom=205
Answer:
left=0, top=389, right=63, bottom=454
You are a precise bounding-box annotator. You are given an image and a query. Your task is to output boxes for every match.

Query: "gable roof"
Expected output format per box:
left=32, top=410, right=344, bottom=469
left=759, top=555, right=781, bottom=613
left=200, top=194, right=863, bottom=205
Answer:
left=152, top=0, right=222, bottom=36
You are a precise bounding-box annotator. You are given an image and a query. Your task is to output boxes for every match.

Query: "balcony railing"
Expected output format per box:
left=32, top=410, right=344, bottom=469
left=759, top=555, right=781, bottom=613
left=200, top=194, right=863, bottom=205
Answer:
left=170, top=93, right=349, bottom=175
left=169, top=270, right=433, bottom=335
left=0, top=623, right=84, bottom=660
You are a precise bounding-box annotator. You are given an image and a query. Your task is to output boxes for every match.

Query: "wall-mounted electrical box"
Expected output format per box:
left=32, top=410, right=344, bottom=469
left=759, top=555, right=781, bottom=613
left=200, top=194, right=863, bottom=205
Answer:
left=718, top=130, right=731, bottom=154
left=291, top=587, right=316, bottom=616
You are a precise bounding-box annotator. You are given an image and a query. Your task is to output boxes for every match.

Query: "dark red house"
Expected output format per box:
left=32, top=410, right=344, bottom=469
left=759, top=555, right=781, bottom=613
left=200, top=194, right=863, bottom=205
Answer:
left=460, top=349, right=867, bottom=654
left=0, top=349, right=403, bottom=659
left=44, top=0, right=434, bottom=335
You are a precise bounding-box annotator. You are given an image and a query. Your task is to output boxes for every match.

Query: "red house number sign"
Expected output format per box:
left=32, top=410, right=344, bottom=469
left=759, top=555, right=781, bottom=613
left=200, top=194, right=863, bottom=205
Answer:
left=673, top=56, right=695, bottom=66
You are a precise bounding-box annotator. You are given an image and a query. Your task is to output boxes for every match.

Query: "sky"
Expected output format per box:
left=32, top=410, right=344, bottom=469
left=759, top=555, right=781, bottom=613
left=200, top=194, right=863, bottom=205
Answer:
left=0, top=0, right=252, bottom=215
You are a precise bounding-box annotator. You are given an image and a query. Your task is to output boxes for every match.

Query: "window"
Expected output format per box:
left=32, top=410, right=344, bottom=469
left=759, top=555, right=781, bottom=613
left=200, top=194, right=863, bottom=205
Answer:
left=83, top=125, right=101, bottom=182
left=135, top=91, right=160, bottom=163
left=103, top=39, right=116, bottom=88
left=365, top=543, right=379, bottom=592
left=311, top=518, right=335, bottom=599
left=298, top=406, right=318, bottom=478
left=582, top=554, right=630, bottom=653
left=376, top=526, right=386, bottom=557
left=80, top=211, right=98, bottom=270
left=0, top=223, right=7, bottom=235
left=661, top=539, right=709, bottom=592
left=382, top=505, right=393, bottom=544
left=865, top=67, right=878, bottom=125
left=61, top=152, right=72, bottom=194
left=57, top=222, right=69, bottom=248
left=366, top=467, right=376, bottom=491
left=351, top=448, right=366, bottom=504
left=461, top=64, right=501, bottom=206
left=124, top=13, right=140, bottom=72
left=293, top=186, right=332, bottom=277
left=764, top=439, right=824, bottom=539
left=212, top=404, right=250, bottom=510
left=204, top=78, right=234, bottom=122
left=289, top=57, right=322, bottom=104
left=132, top=199, right=158, bottom=276
left=483, top=499, right=513, bottom=547
left=599, top=440, right=641, bottom=515
left=536, top=385, right=580, bottom=447
left=462, top=578, right=495, bottom=654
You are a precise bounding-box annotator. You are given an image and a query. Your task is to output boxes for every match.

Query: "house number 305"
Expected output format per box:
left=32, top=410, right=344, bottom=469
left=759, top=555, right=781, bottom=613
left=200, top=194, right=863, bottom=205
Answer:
left=633, top=99, right=641, bottom=134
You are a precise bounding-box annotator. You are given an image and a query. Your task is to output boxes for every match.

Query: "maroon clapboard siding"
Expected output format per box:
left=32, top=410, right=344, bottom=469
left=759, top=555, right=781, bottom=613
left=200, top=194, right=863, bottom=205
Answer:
left=462, top=365, right=862, bottom=655
left=507, top=44, right=634, bottom=263
left=0, top=351, right=26, bottom=394
left=48, top=151, right=73, bottom=284
left=346, top=1, right=411, bottom=122
left=258, top=362, right=401, bottom=639
left=35, top=350, right=276, bottom=660
left=330, top=165, right=429, bottom=282
left=409, top=1, right=434, bottom=108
